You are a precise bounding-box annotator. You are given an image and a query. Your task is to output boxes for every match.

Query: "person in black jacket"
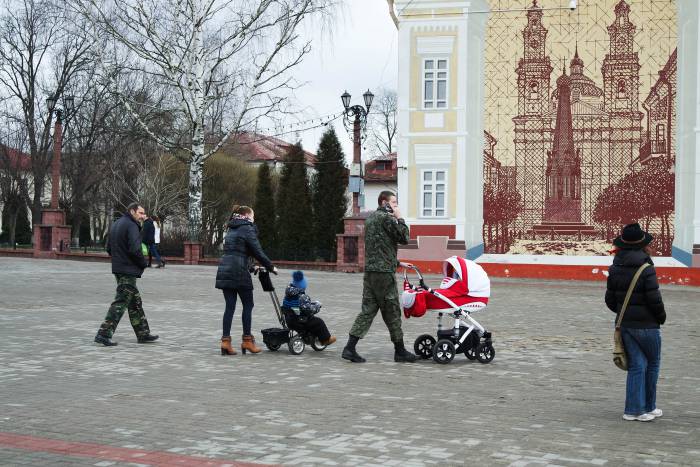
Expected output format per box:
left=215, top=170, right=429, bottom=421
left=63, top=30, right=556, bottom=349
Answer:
left=215, top=205, right=276, bottom=355
left=94, top=202, right=159, bottom=346
left=142, top=217, right=164, bottom=268
left=606, top=223, right=666, bottom=422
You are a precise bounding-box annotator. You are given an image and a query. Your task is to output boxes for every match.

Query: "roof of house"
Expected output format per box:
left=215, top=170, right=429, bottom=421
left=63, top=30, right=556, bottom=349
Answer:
left=220, top=132, right=316, bottom=166
left=0, top=144, right=31, bottom=171
left=364, top=152, right=397, bottom=182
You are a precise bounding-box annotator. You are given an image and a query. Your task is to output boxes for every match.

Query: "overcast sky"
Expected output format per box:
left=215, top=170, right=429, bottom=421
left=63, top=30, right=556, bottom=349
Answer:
left=281, top=0, right=398, bottom=161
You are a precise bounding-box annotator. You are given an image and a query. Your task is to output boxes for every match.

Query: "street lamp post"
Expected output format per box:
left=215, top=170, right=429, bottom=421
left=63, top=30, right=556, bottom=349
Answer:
left=341, top=89, right=374, bottom=216
left=46, top=95, right=74, bottom=209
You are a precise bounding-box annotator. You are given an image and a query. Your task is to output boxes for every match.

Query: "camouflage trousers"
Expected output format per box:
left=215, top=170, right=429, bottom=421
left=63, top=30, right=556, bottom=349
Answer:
left=349, top=272, right=404, bottom=343
left=97, top=274, right=151, bottom=339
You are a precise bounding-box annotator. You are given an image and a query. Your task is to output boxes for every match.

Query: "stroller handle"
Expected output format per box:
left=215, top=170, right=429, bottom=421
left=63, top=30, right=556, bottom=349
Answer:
left=402, top=265, right=428, bottom=290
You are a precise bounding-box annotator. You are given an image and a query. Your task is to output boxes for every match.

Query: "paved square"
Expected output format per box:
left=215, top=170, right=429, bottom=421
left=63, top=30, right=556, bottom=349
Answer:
left=0, top=257, right=698, bottom=466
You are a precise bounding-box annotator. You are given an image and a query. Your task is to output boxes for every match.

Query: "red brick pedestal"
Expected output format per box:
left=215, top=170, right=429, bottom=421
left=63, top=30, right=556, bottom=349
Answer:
left=33, top=209, right=72, bottom=259
left=183, top=241, right=202, bottom=265
left=336, top=216, right=366, bottom=273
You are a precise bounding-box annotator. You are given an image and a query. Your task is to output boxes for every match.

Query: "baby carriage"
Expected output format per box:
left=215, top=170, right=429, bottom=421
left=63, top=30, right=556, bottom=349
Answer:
left=402, top=256, right=495, bottom=364
left=256, top=268, right=328, bottom=355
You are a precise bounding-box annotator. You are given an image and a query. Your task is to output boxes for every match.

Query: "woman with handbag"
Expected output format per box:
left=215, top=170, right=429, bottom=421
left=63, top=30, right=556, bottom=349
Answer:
left=215, top=205, right=277, bottom=355
left=605, top=223, right=666, bottom=422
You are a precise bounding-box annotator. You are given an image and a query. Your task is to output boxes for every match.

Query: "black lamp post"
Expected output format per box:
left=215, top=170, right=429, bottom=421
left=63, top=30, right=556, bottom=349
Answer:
left=46, top=94, right=74, bottom=210
left=341, top=89, right=374, bottom=216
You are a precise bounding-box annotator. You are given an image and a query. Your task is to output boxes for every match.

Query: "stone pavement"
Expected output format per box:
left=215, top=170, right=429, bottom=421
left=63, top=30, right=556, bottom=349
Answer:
left=0, top=257, right=698, bottom=467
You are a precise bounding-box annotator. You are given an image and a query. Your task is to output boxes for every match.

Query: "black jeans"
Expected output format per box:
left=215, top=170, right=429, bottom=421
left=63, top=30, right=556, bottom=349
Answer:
left=222, top=288, right=254, bottom=336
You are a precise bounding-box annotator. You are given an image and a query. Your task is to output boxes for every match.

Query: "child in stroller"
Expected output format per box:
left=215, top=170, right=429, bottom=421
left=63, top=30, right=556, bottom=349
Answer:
left=281, top=271, right=336, bottom=347
left=402, top=256, right=495, bottom=364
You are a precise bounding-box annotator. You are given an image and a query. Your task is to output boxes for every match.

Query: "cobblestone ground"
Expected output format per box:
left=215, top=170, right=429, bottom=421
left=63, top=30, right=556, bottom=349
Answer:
left=0, top=257, right=699, bottom=466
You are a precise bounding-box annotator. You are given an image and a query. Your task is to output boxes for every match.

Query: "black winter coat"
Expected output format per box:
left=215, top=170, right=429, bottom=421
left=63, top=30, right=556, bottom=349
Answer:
left=106, top=213, right=148, bottom=277
left=142, top=219, right=156, bottom=245
left=215, top=218, right=274, bottom=290
left=605, top=248, right=666, bottom=328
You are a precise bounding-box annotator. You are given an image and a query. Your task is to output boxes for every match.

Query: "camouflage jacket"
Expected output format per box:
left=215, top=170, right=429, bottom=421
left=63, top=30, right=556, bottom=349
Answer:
left=364, top=207, right=410, bottom=273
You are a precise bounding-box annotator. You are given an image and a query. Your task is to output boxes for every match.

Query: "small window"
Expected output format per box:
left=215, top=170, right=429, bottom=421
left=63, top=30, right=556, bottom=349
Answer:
left=656, top=123, right=666, bottom=146
left=617, top=80, right=626, bottom=99
left=529, top=81, right=539, bottom=99
left=420, top=169, right=447, bottom=218
left=423, top=58, right=449, bottom=109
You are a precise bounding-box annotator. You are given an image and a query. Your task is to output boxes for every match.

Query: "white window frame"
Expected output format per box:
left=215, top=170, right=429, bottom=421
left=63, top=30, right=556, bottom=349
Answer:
left=420, top=169, right=448, bottom=218
left=422, top=58, right=449, bottom=110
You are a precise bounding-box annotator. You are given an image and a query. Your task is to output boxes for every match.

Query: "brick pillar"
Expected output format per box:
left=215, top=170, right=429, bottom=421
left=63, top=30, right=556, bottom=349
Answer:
left=183, top=241, right=202, bottom=265
left=33, top=208, right=71, bottom=259
left=335, top=216, right=366, bottom=272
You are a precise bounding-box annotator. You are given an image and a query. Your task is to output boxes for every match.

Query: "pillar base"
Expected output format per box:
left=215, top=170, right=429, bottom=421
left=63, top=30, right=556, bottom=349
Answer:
left=183, top=241, right=202, bottom=265
left=33, top=209, right=71, bottom=258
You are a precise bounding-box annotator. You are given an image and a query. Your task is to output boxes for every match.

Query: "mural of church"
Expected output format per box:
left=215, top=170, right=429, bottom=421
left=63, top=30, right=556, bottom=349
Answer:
left=482, top=0, right=677, bottom=255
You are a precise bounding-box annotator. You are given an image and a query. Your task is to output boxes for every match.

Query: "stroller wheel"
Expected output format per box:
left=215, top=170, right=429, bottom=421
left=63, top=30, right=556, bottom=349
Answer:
left=288, top=335, right=305, bottom=355
left=414, top=334, right=436, bottom=359
left=463, top=333, right=480, bottom=360
left=476, top=343, right=495, bottom=363
left=311, top=338, right=327, bottom=351
left=432, top=339, right=455, bottom=364
left=266, top=343, right=281, bottom=352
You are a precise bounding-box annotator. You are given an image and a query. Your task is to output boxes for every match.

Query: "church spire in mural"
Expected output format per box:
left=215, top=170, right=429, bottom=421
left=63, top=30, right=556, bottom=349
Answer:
left=543, top=67, right=582, bottom=224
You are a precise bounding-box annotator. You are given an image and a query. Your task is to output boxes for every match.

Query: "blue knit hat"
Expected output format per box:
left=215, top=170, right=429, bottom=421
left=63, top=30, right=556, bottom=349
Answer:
left=292, top=270, right=307, bottom=290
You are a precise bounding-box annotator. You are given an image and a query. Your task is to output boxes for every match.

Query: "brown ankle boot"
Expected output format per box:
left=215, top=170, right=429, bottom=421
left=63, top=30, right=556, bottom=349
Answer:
left=320, top=336, right=337, bottom=346
left=241, top=334, right=261, bottom=354
left=221, top=336, right=237, bottom=355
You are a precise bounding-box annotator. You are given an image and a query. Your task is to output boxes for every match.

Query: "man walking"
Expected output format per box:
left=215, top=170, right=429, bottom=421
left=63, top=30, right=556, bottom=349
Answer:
left=94, top=202, right=159, bottom=346
left=342, top=191, right=417, bottom=363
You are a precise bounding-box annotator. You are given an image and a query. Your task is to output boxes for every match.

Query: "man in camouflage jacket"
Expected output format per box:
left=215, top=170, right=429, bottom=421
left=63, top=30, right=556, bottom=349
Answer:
left=342, top=191, right=417, bottom=363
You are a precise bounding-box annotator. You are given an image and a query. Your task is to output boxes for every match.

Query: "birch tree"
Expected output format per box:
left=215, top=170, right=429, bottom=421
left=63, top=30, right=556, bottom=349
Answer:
left=76, top=0, right=335, bottom=241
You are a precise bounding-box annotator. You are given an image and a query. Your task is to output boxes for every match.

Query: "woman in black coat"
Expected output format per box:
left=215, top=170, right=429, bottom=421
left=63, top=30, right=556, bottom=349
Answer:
left=605, top=223, right=666, bottom=422
left=215, top=205, right=276, bottom=355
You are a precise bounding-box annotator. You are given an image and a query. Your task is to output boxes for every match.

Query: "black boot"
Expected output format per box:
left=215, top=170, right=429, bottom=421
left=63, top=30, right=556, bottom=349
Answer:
left=342, top=335, right=366, bottom=363
left=394, top=341, right=417, bottom=362
left=94, top=333, right=118, bottom=346
left=137, top=334, right=159, bottom=343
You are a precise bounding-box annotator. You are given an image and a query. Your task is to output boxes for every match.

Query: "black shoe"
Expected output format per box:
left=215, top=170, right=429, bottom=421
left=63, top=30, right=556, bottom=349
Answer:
left=94, top=333, right=118, bottom=346
left=342, top=346, right=366, bottom=363
left=394, top=342, right=417, bottom=363
left=137, top=334, right=159, bottom=343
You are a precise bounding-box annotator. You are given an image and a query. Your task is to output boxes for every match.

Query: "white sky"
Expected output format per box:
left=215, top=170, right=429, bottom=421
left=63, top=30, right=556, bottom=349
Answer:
left=282, top=0, right=398, bottom=161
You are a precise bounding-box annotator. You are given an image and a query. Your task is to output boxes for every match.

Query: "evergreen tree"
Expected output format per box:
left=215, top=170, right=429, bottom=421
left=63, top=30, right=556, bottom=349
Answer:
left=254, top=162, right=277, bottom=258
left=276, top=142, right=314, bottom=260
left=311, top=127, right=348, bottom=261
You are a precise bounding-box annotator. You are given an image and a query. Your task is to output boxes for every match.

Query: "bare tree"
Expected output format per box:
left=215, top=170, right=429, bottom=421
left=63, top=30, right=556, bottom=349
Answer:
left=386, top=0, right=398, bottom=28
left=76, top=0, right=336, bottom=241
left=0, top=125, right=32, bottom=245
left=0, top=0, right=93, bottom=225
left=368, top=88, right=397, bottom=156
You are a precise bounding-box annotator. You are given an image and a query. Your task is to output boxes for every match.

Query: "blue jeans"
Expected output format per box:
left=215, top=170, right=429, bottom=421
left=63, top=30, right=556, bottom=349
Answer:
left=222, top=288, right=254, bottom=336
left=148, top=244, right=162, bottom=264
left=621, top=327, right=661, bottom=416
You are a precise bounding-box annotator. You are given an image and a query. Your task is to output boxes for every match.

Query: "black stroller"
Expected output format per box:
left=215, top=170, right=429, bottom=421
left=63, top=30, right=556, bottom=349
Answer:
left=257, top=268, right=328, bottom=355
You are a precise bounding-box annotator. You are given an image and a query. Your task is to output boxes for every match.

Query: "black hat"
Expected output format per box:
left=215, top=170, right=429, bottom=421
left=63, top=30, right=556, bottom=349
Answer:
left=613, top=223, right=653, bottom=249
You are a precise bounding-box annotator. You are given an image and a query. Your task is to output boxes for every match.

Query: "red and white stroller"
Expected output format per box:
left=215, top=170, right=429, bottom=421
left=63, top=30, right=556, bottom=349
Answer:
left=402, top=256, right=495, bottom=364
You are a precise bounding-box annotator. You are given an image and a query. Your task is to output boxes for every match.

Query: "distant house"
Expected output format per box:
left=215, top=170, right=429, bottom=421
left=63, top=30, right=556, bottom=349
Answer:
left=363, top=152, right=398, bottom=210
left=219, top=132, right=316, bottom=176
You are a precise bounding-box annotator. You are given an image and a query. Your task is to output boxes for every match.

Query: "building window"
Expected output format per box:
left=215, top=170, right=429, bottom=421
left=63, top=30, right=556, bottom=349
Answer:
left=656, top=123, right=666, bottom=146
left=528, top=81, right=539, bottom=99
left=423, top=58, right=448, bottom=109
left=617, top=79, right=626, bottom=99
left=421, top=170, right=447, bottom=217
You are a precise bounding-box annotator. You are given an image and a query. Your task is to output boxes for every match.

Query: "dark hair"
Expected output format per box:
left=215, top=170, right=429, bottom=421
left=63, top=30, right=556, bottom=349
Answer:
left=151, top=215, right=160, bottom=222
left=126, top=202, right=142, bottom=213
left=231, top=205, right=253, bottom=217
left=378, top=191, right=395, bottom=206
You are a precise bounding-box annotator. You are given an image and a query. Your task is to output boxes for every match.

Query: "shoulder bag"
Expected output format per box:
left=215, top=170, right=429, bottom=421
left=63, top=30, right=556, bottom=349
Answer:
left=613, top=262, right=650, bottom=371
